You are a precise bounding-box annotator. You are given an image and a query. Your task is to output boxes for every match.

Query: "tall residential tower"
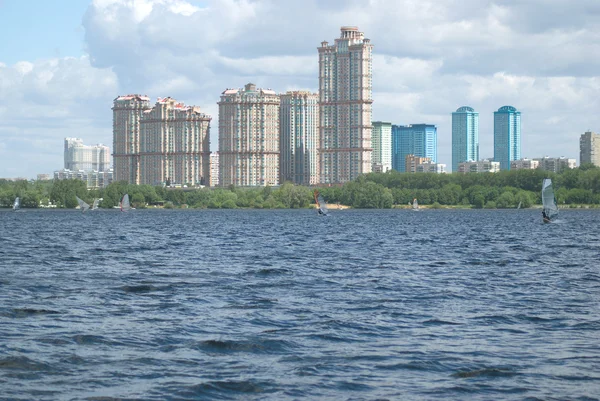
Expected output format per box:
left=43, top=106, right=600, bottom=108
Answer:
left=580, top=131, right=600, bottom=167
left=139, top=97, right=211, bottom=186
left=318, top=26, right=373, bottom=184
left=493, top=105, right=521, bottom=170
left=218, top=83, right=280, bottom=187
left=451, top=106, right=479, bottom=172
left=372, top=121, right=392, bottom=172
left=279, top=91, right=320, bottom=185
left=112, top=95, right=151, bottom=183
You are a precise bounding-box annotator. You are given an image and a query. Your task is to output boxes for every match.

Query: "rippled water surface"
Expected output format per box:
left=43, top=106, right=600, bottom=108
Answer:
left=1, top=208, right=600, bottom=400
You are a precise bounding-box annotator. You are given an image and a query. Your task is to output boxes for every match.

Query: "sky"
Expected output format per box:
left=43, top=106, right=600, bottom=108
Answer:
left=1, top=0, right=599, bottom=178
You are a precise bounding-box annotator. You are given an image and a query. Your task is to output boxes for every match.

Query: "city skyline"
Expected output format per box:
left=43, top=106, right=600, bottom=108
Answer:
left=1, top=0, right=599, bottom=178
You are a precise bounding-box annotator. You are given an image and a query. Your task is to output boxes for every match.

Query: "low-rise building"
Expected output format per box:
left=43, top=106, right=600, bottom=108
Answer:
left=457, top=159, right=500, bottom=173
left=510, top=158, right=539, bottom=170
left=535, top=156, right=576, bottom=173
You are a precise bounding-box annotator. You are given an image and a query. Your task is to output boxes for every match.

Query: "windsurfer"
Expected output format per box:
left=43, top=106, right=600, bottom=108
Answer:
left=542, top=209, right=550, bottom=223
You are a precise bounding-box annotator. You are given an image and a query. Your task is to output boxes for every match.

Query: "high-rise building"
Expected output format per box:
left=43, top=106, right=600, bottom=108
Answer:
left=451, top=106, right=479, bottom=172
left=138, top=97, right=211, bottom=186
left=494, top=105, right=521, bottom=170
left=318, top=26, right=373, bottom=184
left=112, top=95, right=151, bottom=183
left=64, top=138, right=110, bottom=172
left=580, top=131, right=600, bottom=167
left=218, top=83, right=280, bottom=187
left=372, top=121, right=392, bottom=173
left=392, top=124, right=437, bottom=172
left=279, top=91, right=320, bottom=185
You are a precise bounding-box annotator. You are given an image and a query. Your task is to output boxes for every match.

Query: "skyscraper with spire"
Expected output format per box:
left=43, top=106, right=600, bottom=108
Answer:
left=318, top=26, right=373, bottom=184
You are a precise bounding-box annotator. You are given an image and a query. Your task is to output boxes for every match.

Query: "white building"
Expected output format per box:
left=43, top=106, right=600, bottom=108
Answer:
left=458, top=160, right=500, bottom=173
left=54, top=169, right=114, bottom=189
left=416, top=161, right=446, bottom=174
left=64, top=138, right=110, bottom=172
left=372, top=121, right=392, bottom=173
left=210, top=152, right=219, bottom=187
left=510, top=158, right=539, bottom=170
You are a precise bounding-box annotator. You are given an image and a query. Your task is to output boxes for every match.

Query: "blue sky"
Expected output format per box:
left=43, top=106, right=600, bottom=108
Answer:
left=1, top=0, right=599, bottom=178
left=0, top=0, right=88, bottom=63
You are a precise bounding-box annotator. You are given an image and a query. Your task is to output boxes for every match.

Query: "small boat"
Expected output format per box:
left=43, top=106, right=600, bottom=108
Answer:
left=76, top=196, right=90, bottom=213
left=12, top=197, right=20, bottom=211
left=313, top=190, right=328, bottom=216
left=412, top=198, right=420, bottom=211
left=91, top=198, right=99, bottom=210
left=541, top=178, right=558, bottom=223
left=120, top=194, right=131, bottom=212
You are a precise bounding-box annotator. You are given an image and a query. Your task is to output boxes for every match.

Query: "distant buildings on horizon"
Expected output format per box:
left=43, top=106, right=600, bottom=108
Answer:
left=28, top=25, right=589, bottom=187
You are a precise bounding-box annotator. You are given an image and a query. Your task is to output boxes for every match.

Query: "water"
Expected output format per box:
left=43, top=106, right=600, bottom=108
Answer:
left=1, top=208, right=600, bottom=400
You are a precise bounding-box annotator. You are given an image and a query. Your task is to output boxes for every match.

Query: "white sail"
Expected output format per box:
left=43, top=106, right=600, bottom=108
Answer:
left=517, top=201, right=522, bottom=209
left=13, top=197, right=20, bottom=211
left=76, top=196, right=90, bottom=212
left=412, top=198, right=419, bottom=210
left=314, top=190, right=328, bottom=216
left=120, top=194, right=131, bottom=212
left=91, top=198, right=99, bottom=210
left=542, top=179, right=559, bottom=220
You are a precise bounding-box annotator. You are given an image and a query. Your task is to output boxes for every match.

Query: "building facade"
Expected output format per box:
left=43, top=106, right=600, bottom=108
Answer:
left=416, top=161, right=446, bottom=174
left=536, top=156, right=576, bottom=173
left=64, top=138, right=110, bottom=172
left=279, top=91, right=320, bottom=185
left=494, top=105, right=521, bottom=170
left=392, top=124, right=437, bottom=172
left=580, top=131, right=600, bottom=167
left=318, top=26, right=373, bottom=184
left=139, top=97, right=211, bottom=186
left=372, top=121, right=392, bottom=173
left=112, top=95, right=151, bottom=184
left=451, top=106, right=479, bottom=173
left=510, top=158, right=539, bottom=170
left=405, top=155, right=431, bottom=173
left=218, top=83, right=280, bottom=187
left=54, top=169, right=114, bottom=188
left=458, top=160, right=500, bottom=173
left=210, top=152, right=219, bottom=187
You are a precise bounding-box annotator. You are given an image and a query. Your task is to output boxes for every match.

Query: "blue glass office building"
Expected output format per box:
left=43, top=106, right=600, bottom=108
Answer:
left=494, top=106, right=521, bottom=170
left=451, top=106, right=479, bottom=173
left=392, top=124, right=437, bottom=172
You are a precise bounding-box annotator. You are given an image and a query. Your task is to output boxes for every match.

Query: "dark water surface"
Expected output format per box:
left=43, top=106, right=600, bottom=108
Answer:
left=1, top=208, right=600, bottom=400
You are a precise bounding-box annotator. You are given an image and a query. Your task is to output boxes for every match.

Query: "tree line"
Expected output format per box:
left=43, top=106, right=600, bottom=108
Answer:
left=1, top=164, right=600, bottom=209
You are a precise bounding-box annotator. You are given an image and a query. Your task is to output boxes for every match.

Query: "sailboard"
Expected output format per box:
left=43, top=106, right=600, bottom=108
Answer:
left=517, top=201, right=522, bottom=209
left=313, top=190, right=328, bottom=216
left=13, top=197, right=20, bottom=211
left=120, top=194, right=131, bottom=212
left=91, top=198, right=99, bottom=210
left=412, top=198, right=419, bottom=211
left=76, top=196, right=90, bottom=212
left=541, top=178, right=558, bottom=223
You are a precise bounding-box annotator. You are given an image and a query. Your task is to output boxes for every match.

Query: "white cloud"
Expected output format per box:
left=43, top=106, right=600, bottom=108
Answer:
left=1, top=0, right=599, bottom=177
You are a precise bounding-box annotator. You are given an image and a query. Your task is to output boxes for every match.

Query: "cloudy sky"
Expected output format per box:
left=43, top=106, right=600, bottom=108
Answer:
left=1, top=0, right=599, bottom=178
